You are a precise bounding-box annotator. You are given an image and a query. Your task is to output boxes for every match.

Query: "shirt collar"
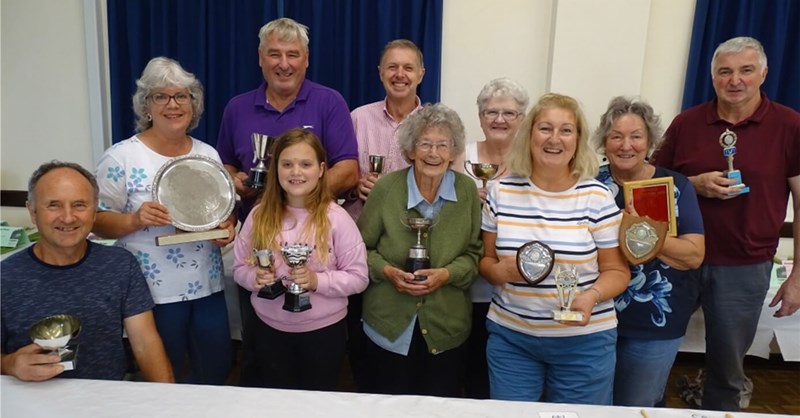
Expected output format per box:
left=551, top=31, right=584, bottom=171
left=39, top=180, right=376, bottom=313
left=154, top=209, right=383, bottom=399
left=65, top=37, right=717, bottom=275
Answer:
left=382, top=96, right=423, bottom=123
left=705, top=91, right=770, bottom=125
left=406, top=166, right=457, bottom=209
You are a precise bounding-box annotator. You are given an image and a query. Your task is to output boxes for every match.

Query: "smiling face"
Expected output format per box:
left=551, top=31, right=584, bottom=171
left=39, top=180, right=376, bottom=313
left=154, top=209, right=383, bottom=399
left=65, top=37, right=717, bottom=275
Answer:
left=259, top=33, right=309, bottom=98
left=605, top=113, right=649, bottom=175
left=712, top=48, right=767, bottom=110
left=529, top=107, right=577, bottom=174
left=28, top=168, right=96, bottom=258
left=480, top=96, right=524, bottom=143
left=277, top=142, right=325, bottom=207
left=379, top=46, right=425, bottom=103
left=147, top=87, right=193, bottom=134
left=409, top=126, right=454, bottom=182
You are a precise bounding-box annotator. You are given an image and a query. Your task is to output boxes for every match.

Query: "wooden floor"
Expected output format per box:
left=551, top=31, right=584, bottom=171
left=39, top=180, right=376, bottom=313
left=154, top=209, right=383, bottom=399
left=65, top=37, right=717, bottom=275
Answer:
left=664, top=353, right=800, bottom=415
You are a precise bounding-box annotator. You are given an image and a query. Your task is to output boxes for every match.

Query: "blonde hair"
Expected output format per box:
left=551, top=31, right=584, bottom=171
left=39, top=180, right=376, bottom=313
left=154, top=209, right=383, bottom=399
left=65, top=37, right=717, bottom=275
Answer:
left=506, top=93, right=598, bottom=180
left=250, top=128, right=331, bottom=263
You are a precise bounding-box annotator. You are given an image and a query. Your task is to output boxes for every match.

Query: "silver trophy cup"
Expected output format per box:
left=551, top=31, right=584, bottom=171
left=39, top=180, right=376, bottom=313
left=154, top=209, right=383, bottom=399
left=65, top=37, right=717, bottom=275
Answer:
left=254, top=248, right=286, bottom=300
left=464, top=161, right=503, bottom=189
left=404, top=217, right=433, bottom=281
left=281, top=244, right=313, bottom=312
left=29, top=314, right=81, bottom=371
left=248, top=133, right=276, bottom=189
left=368, top=155, right=385, bottom=174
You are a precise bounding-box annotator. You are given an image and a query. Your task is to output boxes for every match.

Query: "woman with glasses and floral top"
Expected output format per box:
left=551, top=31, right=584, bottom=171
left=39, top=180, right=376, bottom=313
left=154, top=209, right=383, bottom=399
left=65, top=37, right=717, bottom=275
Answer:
left=454, top=77, right=529, bottom=399
left=357, top=103, right=483, bottom=396
left=92, top=57, right=234, bottom=385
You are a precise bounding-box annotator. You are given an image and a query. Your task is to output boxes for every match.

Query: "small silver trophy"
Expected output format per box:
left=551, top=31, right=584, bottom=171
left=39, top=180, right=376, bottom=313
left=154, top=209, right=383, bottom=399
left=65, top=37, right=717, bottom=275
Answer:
left=281, top=244, right=313, bottom=312
left=248, top=133, right=276, bottom=189
left=254, top=248, right=286, bottom=300
left=516, top=241, right=555, bottom=285
left=404, top=217, right=433, bottom=281
left=464, top=161, right=503, bottom=189
left=719, top=129, right=749, bottom=195
left=552, top=264, right=583, bottom=322
left=368, top=155, right=385, bottom=175
left=29, top=314, right=81, bottom=371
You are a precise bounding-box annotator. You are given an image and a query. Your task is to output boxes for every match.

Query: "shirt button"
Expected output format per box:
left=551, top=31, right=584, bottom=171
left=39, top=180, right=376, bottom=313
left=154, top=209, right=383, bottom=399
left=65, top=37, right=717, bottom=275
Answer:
left=421, top=328, right=428, bottom=335
left=431, top=348, right=437, bottom=354
left=416, top=302, right=423, bottom=308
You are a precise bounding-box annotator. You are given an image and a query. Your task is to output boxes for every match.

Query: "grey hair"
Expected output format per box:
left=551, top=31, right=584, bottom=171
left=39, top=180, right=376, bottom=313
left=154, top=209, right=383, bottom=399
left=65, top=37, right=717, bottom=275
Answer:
left=396, top=103, right=466, bottom=163
left=28, top=160, right=99, bottom=205
left=380, top=39, right=424, bottom=69
left=591, top=96, right=664, bottom=157
left=132, top=57, right=204, bottom=133
left=711, top=36, right=768, bottom=76
left=476, top=77, right=530, bottom=113
left=258, top=17, right=309, bottom=51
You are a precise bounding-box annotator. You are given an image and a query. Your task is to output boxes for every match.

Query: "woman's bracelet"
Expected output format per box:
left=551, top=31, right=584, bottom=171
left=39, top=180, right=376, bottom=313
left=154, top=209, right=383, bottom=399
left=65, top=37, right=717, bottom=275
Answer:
left=587, top=287, right=602, bottom=305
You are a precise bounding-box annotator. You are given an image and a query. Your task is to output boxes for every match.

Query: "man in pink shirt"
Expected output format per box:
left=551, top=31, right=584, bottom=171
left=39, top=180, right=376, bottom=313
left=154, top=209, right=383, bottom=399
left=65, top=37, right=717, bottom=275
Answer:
left=344, top=39, right=425, bottom=391
left=344, top=39, right=426, bottom=220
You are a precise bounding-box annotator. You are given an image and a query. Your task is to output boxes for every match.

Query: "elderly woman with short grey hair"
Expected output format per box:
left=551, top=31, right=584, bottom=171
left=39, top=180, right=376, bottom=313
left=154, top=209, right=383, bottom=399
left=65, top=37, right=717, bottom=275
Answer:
left=93, top=56, right=235, bottom=385
left=593, top=96, right=705, bottom=407
left=357, top=103, right=483, bottom=397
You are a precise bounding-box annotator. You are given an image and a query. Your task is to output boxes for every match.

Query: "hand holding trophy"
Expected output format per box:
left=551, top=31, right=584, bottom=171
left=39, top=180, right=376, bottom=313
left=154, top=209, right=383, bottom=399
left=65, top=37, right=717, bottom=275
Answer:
left=719, top=128, right=750, bottom=195
left=29, top=314, right=81, bottom=371
left=552, top=264, right=583, bottom=322
left=403, top=217, right=433, bottom=281
left=281, top=244, right=314, bottom=312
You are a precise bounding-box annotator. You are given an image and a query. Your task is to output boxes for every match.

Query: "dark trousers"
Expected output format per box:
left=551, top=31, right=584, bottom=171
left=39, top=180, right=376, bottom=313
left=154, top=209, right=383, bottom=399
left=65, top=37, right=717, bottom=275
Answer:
left=464, top=302, right=490, bottom=399
left=251, top=317, right=347, bottom=391
left=364, top=321, right=465, bottom=397
left=237, top=285, right=261, bottom=387
left=345, top=293, right=368, bottom=391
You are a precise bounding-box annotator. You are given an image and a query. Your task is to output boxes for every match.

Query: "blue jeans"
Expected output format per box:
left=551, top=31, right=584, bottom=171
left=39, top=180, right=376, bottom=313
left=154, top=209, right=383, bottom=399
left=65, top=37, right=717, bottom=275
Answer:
left=486, top=320, right=616, bottom=404
left=614, top=336, right=683, bottom=406
left=698, top=262, right=771, bottom=411
left=152, top=291, right=232, bottom=384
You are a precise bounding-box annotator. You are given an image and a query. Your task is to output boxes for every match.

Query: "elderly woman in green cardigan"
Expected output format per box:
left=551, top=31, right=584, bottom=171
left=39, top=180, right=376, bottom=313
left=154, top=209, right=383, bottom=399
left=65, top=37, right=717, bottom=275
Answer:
left=357, top=103, right=483, bottom=397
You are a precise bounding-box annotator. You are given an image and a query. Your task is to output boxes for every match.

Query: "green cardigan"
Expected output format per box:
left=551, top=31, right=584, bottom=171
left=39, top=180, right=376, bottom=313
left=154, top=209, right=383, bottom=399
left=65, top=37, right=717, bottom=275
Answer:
left=357, top=168, right=483, bottom=354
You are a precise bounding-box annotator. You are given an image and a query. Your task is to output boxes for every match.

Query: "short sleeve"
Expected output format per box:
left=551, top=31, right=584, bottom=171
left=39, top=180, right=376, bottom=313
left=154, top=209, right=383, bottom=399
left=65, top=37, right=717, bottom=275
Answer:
left=95, top=150, right=128, bottom=213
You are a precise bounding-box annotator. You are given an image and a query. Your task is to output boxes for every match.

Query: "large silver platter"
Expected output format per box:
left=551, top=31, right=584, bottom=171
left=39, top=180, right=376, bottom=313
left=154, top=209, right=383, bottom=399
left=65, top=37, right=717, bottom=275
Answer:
left=152, top=155, right=235, bottom=232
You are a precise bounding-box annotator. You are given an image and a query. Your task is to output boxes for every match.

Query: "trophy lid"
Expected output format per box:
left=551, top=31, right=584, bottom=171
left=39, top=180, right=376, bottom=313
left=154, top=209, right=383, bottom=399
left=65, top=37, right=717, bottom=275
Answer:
left=29, top=314, right=81, bottom=349
left=152, top=155, right=236, bottom=232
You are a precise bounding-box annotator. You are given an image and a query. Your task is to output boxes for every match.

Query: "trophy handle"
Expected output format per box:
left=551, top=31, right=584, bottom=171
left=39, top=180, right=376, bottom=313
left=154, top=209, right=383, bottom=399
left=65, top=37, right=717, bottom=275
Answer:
left=463, top=160, right=475, bottom=179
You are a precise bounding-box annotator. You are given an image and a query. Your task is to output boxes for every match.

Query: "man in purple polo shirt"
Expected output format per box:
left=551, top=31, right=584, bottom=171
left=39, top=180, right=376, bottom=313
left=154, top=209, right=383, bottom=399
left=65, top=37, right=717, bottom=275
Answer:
left=215, top=17, right=358, bottom=387
left=216, top=17, right=358, bottom=218
left=653, top=36, right=800, bottom=412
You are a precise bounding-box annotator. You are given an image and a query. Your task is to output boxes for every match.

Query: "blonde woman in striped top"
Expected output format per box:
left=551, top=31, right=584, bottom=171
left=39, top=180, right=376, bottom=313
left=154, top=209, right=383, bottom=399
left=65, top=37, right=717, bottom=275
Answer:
left=479, top=93, right=629, bottom=405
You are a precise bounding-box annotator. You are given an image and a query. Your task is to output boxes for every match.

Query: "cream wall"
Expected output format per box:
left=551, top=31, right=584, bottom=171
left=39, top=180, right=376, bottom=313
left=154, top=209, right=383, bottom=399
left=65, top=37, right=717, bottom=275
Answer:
left=0, top=0, right=793, bottom=259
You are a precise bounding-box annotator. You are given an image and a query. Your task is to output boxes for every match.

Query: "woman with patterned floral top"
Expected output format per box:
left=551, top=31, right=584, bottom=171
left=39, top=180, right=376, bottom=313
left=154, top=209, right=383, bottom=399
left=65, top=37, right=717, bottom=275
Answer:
left=593, top=96, right=705, bottom=407
left=92, top=57, right=235, bottom=384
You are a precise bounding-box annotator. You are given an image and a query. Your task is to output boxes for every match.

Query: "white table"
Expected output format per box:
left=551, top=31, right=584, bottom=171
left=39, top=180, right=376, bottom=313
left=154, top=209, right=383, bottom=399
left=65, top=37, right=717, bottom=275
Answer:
left=0, top=376, right=794, bottom=418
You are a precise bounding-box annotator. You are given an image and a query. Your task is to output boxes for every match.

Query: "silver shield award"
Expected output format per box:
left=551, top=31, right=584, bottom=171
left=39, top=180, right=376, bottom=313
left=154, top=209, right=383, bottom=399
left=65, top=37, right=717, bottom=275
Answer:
left=552, top=264, right=583, bottom=322
left=281, top=244, right=313, bottom=312
left=254, top=248, right=286, bottom=300
left=516, top=241, right=555, bottom=285
left=719, top=129, right=750, bottom=195
left=29, top=314, right=81, bottom=371
left=619, top=214, right=668, bottom=265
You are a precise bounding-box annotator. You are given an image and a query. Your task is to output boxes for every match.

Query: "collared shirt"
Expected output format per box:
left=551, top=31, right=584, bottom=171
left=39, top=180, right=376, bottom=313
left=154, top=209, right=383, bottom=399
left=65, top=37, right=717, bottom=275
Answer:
left=363, top=167, right=457, bottom=355
left=216, top=79, right=358, bottom=217
left=344, top=97, right=421, bottom=220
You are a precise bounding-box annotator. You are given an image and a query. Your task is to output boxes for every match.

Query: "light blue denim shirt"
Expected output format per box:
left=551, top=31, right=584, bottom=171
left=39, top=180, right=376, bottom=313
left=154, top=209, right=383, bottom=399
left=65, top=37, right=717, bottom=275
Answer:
left=363, top=167, right=457, bottom=355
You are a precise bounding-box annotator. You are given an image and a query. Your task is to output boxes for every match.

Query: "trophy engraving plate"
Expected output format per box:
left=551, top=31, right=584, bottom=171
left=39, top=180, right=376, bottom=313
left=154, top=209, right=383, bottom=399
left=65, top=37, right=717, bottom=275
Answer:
left=622, top=176, right=677, bottom=236
left=29, top=314, right=81, bottom=371
left=152, top=155, right=236, bottom=232
left=516, top=241, right=555, bottom=285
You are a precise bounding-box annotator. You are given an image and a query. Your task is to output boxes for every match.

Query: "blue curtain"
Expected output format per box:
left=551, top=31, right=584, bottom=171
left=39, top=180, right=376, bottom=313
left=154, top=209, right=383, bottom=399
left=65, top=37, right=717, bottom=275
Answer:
left=682, top=0, right=800, bottom=111
left=107, top=0, right=443, bottom=146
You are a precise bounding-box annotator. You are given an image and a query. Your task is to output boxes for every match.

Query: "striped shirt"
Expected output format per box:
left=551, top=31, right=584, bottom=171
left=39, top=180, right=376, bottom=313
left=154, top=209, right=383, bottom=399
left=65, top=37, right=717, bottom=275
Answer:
left=481, top=175, right=622, bottom=337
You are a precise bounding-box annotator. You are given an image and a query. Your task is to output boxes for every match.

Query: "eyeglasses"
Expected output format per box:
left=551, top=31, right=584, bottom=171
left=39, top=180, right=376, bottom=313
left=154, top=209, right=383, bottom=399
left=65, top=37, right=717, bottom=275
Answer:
left=149, top=92, right=192, bottom=105
left=415, top=141, right=452, bottom=152
left=481, top=109, right=522, bottom=121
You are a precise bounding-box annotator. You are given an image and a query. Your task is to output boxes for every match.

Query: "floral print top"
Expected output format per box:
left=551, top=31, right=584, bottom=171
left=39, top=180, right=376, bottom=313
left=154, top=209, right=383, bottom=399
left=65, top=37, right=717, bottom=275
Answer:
left=95, top=135, right=224, bottom=304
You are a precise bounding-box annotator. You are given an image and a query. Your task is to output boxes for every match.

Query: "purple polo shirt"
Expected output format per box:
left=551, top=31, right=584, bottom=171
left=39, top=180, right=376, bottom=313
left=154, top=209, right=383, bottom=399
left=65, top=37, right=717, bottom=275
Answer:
left=216, top=79, right=358, bottom=216
left=653, top=93, right=800, bottom=264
